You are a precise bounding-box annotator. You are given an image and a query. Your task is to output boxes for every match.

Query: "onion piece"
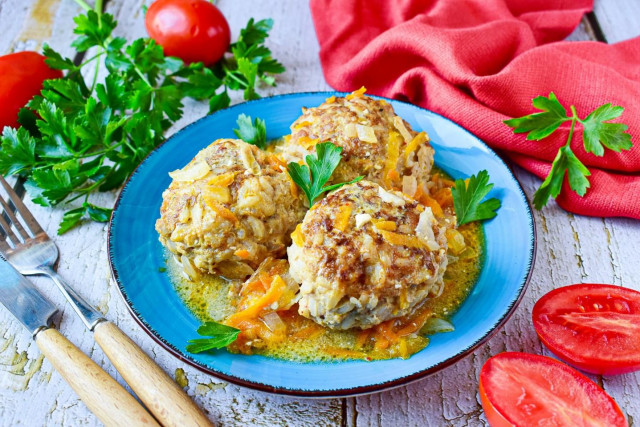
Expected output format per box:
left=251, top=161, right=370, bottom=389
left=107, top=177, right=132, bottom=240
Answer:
left=344, top=123, right=357, bottom=138
left=181, top=254, right=200, bottom=281
left=420, top=317, right=455, bottom=335
left=356, top=124, right=378, bottom=143
left=355, top=213, right=372, bottom=228
left=261, top=312, right=286, bottom=334
left=402, top=175, right=417, bottom=198
left=393, top=116, right=413, bottom=143
left=168, top=162, right=210, bottom=182
left=378, top=187, right=406, bottom=206
left=416, top=207, right=440, bottom=250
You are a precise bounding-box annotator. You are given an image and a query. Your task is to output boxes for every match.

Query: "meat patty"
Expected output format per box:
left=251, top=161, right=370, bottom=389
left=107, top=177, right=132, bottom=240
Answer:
left=156, top=139, right=306, bottom=279
left=280, top=90, right=435, bottom=192
left=287, top=180, right=449, bottom=329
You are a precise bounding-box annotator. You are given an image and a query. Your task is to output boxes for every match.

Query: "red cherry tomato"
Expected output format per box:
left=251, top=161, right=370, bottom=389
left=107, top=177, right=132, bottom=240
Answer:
left=533, top=283, right=640, bottom=375
left=479, top=352, right=628, bottom=427
left=0, top=52, right=63, bottom=129
left=145, top=0, right=230, bottom=66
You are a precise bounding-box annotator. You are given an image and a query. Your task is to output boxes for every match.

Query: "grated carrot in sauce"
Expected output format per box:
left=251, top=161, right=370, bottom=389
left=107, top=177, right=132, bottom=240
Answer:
left=417, top=193, right=444, bottom=218
left=346, top=86, right=367, bottom=100
left=291, top=224, right=305, bottom=246
left=294, top=120, right=313, bottom=130
left=386, top=168, right=400, bottom=183
left=372, top=219, right=397, bottom=231
left=234, top=249, right=251, bottom=259
left=325, top=95, right=336, bottom=104
left=208, top=171, right=237, bottom=187
left=202, top=195, right=239, bottom=225
left=383, top=131, right=402, bottom=188
left=267, top=155, right=287, bottom=170
left=227, top=275, right=286, bottom=326
left=403, top=131, right=427, bottom=161
left=298, top=135, right=320, bottom=149
left=333, top=204, right=352, bottom=232
left=433, top=187, right=453, bottom=208
left=379, top=230, right=425, bottom=248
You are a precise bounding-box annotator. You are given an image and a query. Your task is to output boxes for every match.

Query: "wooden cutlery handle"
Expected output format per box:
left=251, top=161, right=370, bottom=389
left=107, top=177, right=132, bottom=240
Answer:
left=94, top=321, right=213, bottom=427
left=35, top=328, right=159, bottom=427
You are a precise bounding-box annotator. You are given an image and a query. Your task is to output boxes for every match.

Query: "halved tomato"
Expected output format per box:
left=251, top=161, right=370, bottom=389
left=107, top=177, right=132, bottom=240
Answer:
left=533, top=283, right=640, bottom=375
left=479, top=352, right=627, bottom=427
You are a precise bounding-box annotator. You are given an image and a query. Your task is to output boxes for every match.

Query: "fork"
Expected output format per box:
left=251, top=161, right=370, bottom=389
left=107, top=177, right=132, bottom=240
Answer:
left=0, top=176, right=212, bottom=427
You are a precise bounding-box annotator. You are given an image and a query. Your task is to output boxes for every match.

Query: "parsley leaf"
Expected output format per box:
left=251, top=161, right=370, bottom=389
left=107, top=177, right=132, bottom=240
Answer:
left=505, top=93, right=632, bottom=209
left=532, top=146, right=590, bottom=209
left=287, top=142, right=363, bottom=206
left=233, top=114, right=267, bottom=149
left=580, top=104, right=632, bottom=156
left=186, top=322, right=240, bottom=354
left=58, top=206, right=86, bottom=234
left=503, top=93, right=569, bottom=140
left=0, top=128, right=37, bottom=176
left=451, top=170, right=501, bottom=226
left=0, top=8, right=285, bottom=234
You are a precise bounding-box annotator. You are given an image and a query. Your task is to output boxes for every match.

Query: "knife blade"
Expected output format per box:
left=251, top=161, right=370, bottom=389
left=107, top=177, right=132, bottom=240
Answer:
left=0, top=256, right=160, bottom=426
left=0, top=256, right=57, bottom=336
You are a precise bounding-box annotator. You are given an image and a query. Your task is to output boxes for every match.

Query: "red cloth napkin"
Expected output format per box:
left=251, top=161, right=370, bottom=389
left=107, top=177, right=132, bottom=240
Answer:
left=310, top=0, right=640, bottom=219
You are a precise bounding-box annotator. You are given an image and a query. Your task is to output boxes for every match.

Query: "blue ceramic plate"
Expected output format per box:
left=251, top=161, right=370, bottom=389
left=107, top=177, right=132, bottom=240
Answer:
left=108, top=92, right=535, bottom=397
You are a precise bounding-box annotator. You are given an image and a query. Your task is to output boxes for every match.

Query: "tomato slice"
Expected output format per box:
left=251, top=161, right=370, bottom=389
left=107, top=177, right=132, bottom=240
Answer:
left=479, top=352, right=627, bottom=427
left=533, top=283, right=640, bottom=375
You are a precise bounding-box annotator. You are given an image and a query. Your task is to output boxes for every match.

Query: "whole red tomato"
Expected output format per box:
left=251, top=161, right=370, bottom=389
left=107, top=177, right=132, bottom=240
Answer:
left=145, top=0, right=230, bottom=66
left=0, top=52, right=63, bottom=129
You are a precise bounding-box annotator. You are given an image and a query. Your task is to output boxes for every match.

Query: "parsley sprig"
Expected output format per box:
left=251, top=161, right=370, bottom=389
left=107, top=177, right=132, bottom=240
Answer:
left=451, top=170, right=501, bottom=226
left=287, top=142, right=363, bottom=206
left=0, top=5, right=284, bottom=234
left=504, top=93, right=632, bottom=209
left=186, top=322, right=240, bottom=354
left=233, top=114, right=268, bottom=149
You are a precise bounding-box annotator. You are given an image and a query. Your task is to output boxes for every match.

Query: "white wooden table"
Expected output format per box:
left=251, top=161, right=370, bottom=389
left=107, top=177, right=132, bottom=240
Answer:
left=0, top=0, right=639, bottom=425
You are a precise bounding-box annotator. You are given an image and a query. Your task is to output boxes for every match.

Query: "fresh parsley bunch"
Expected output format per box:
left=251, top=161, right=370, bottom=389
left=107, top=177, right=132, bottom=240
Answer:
left=0, top=8, right=284, bottom=234
left=505, top=93, right=632, bottom=209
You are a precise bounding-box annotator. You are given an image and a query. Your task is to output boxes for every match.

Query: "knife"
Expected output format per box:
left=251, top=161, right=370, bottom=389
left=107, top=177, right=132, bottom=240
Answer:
left=0, top=258, right=159, bottom=427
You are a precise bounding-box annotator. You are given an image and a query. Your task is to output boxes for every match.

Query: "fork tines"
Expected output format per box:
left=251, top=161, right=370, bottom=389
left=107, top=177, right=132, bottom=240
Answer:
left=0, top=175, right=44, bottom=251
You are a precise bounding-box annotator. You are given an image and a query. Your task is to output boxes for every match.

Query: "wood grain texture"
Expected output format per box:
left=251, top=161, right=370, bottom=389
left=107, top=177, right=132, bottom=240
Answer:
left=93, top=321, right=213, bottom=427
left=35, top=328, right=159, bottom=427
left=593, top=0, right=640, bottom=43
left=0, top=0, right=638, bottom=425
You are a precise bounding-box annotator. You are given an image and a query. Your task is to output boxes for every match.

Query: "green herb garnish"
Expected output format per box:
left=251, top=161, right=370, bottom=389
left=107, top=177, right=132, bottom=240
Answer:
left=451, top=170, right=501, bottom=226
left=287, top=142, right=363, bottom=206
left=186, top=322, right=240, bottom=354
left=0, top=4, right=284, bottom=234
left=233, top=114, right=268, bottom=149
left=504, top=92, right=632, bottom=209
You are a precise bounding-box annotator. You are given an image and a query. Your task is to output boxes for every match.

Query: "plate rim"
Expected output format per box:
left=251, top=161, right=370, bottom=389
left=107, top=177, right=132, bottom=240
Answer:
left=107, top=91, right=537, bottom=398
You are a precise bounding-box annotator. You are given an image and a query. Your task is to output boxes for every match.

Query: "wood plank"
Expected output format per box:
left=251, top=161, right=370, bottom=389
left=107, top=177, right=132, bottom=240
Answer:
left=593, top=0, right=640, bottom=43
